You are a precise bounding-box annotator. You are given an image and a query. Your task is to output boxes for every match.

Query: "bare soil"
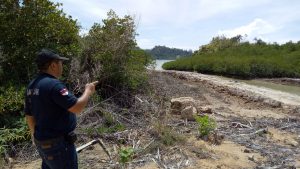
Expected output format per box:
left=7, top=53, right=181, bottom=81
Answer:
left=7, top=70, right=300, bottom=169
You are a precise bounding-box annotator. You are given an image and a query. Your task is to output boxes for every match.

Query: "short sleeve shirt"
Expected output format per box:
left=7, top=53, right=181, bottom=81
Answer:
left=24, top=73, right=78, bottom=140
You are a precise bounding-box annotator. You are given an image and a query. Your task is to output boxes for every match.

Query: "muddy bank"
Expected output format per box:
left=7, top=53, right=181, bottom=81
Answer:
left=160, top=70, right=300, bottom=114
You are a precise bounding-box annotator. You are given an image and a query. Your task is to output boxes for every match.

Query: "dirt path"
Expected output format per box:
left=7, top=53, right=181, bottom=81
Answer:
left=9, top=70, right=300, bottom=169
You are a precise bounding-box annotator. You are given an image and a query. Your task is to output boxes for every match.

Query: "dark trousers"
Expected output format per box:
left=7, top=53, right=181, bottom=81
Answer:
left=35, top=139, right=78, bottom=169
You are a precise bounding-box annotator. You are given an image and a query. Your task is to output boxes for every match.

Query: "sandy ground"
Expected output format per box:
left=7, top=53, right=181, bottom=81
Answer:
left=163, top=70, right=300, bottom=106
left=7, top=70, right=300, bottom=169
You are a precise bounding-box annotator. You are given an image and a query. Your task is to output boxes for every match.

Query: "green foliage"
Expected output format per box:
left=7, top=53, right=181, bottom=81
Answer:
left=119, top=147, right=134, bottom=163
left=96, top=123, right=125, bottom=134
left=80, top=10, right=153, bottom=94
left=145, top=45, right=192, bottom=60
left=83, top=112, right=125, bottom=136
left=90, top=93, right=102, bottom=103
left=194, top=115, right=216, bottom=137
left=164, top=36, right=300, bottom=78
left=0, top=117, right=30, bottom=155
left=152, top=121, right=185, bottom=146
left=125, top=49, right=154, bottom=89
left=0, top=0, right=80, bottom=84
left=103, top=112, right=115, bottom=126
left=0, top=84, right=28, bottom=157
left=0, top=156, right=4, bottom=167
left=196, top=35, right=242, bottom=54
left=0, top=86, right=25, bottom=116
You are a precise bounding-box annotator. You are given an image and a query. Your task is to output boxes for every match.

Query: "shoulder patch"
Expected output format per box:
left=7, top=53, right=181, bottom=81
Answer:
left=60, top=88, right=69, bottom=96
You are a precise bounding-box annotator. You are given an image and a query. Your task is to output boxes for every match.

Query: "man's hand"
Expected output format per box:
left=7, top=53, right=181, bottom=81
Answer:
left=85, top=81, right=99, bottom=95
left=68, top=81, right=99, bottom=114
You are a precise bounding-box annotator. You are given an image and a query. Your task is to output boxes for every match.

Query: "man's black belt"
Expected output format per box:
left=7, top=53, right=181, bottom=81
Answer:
left=34, top=136, right=64, bottom=145
left=34, top=132, right=77, bottom=146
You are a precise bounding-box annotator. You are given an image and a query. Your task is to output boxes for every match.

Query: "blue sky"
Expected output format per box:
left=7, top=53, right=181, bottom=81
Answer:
left=52, top=0, right=300, bottom=50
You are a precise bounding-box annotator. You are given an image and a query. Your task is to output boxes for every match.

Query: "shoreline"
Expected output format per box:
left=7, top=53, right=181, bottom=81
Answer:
left=259, top=78, right=300, bottom=87
left=158, top=70, right=300, bottom=114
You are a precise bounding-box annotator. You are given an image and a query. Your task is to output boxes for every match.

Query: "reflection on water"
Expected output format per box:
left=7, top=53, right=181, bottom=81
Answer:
left=242, top=79, right=300, bottom=96
left=155, top=60, right=174, bottom=70
left=220, top=76, right=300, bottom=96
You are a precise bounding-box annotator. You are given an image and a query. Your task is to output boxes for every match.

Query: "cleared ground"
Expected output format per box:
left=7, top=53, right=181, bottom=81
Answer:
left=9, top=70, right=300, bottom=169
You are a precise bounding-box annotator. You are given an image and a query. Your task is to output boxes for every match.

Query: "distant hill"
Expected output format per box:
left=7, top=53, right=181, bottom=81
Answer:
left=145, top=45, right=192, bottom=60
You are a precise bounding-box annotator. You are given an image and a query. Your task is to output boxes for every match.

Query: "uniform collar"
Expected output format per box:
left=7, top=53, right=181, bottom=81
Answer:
left=39, top=72, right=57, bottom=79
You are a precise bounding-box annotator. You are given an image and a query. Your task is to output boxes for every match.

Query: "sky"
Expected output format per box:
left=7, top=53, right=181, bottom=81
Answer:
left=52, top=0, right=300, bottom=51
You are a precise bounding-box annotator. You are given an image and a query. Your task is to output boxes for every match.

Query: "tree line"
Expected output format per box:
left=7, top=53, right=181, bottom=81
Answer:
left=145, top=45, right=192, bottom=60
left=163, top=35, right=300, bottom=78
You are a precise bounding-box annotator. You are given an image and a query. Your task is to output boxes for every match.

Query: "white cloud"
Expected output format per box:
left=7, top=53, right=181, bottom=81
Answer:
left=55, top=0, right=107, bottom=24
left=57, top=0, right=272, bottom=27
left=137, top=38, right=156, bottom=49
left=218, top=18, right=278, bottom=40
left=54, top=0, right=300, bottom=49
left=118, top=0, right=269, bottom=26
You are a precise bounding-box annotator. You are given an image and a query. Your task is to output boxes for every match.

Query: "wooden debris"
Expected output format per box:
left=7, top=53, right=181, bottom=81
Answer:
left=231, top=122, right=252, bottom=129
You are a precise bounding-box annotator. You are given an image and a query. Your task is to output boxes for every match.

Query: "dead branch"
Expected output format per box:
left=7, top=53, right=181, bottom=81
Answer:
left=240, top=128, right=268, bottom=136
left=279, top=124, right=297, bottom=130
left=231, top=122, right=252, bottom=129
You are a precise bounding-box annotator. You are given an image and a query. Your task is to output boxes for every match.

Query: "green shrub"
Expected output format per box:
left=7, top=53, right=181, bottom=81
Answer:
left=96, top=123, right=125, bottom=134
left=83, top=112, right=125, bottom=136
left=0, top=86, right=25, bottom=116
left=163, top=36, right=300, bottom=78
left=152, top=122, right=185, bottom=146
left=0, top=156, right=4, bottom=167
left=0, top=85, right=29, bottom=157
left=194, top=115, right=216, bottom=137
left=80, top=10, right=153, bottom=97
left=119, top=147, right=134, bottom=163
left=0, top=117, right=30, bottom=155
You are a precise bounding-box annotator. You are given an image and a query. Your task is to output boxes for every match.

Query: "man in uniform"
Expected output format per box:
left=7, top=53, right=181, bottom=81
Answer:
left=24, top=49, right=98, bottom=169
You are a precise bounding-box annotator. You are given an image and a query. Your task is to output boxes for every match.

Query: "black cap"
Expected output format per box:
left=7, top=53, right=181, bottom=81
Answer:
left=36, top=49, right=69, bottom=66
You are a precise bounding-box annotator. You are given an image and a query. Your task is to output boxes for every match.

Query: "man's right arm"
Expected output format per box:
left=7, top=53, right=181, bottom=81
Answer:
left=68, top=81, right=98, bottom=114
left=25, top=115, right=35, bottom=145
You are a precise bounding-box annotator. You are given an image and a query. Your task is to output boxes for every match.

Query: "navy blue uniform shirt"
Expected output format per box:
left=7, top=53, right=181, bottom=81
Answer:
left=24, top=73, right=78, bottom=141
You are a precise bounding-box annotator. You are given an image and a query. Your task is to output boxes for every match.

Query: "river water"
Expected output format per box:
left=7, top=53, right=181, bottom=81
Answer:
left=242, top=79, right=300, bottom=96
left=154, top=59, right=300, bottom=96
left=216, top=75, right=300, bottom=97
left=154, top=60, right=174, bottom=70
